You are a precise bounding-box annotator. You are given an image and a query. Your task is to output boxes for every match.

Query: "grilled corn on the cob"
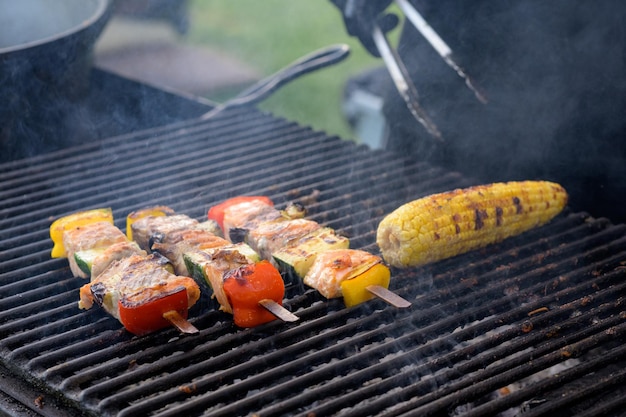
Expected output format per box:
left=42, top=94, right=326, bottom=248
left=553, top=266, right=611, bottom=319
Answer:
left=376, top=181, right=568, bottom=268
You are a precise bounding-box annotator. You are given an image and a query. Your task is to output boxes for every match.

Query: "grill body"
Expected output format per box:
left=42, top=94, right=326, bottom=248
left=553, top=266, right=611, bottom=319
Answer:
left=1, top=107, right=625, bottom=417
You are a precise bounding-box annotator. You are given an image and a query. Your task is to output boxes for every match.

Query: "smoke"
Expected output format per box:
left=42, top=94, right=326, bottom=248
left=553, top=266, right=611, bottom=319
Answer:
left=383, top=0, right=626, bottom=222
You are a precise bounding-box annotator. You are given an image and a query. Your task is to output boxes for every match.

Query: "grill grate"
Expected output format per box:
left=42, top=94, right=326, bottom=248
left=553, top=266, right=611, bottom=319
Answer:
left=1, top=107, right=625, bottom=417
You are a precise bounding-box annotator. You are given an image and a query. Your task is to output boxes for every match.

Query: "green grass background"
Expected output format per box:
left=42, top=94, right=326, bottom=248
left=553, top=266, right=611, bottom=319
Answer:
left=186, top=0, right=386, bottom=141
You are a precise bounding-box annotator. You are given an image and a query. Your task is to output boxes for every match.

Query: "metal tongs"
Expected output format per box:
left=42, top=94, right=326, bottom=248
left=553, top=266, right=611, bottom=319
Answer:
left=373, top=0, right=488, bottom=140
left=201, top=44, right=350, bottom=120
left=372, top=23, right=443, bottom=140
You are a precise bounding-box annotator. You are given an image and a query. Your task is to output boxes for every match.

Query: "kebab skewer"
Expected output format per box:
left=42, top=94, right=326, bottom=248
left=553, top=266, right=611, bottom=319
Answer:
left=49, top=208, right=201, bottom=336
left=208, top=196, right=411, bottom=309
left=128, top=207, right=298, bottom=327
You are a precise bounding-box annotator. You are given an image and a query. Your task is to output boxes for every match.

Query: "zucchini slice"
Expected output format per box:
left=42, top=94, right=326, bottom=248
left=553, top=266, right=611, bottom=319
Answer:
left=74, top=248, right=105, bottom=276
left=273, top=227, right=350, bottom=287
left=183, top=243, right=261, bottom=312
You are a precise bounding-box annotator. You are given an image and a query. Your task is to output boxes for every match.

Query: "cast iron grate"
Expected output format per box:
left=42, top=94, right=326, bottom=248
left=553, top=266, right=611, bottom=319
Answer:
left=1, top=107, right=625, bottom=416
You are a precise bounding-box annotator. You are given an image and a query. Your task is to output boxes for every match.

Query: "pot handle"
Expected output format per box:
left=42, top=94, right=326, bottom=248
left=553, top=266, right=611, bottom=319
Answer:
left=201, top=44, right=350, bottom=120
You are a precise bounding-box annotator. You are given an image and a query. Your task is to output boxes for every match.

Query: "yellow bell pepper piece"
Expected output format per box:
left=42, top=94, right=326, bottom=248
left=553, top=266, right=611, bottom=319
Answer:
left=340, top=263, right=391, bottom=308
left=49, top=208, right=113, bottom=258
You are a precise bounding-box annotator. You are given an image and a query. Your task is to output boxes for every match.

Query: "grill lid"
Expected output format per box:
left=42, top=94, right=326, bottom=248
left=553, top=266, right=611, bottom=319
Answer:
left=1, top=107, right=625, bottom=417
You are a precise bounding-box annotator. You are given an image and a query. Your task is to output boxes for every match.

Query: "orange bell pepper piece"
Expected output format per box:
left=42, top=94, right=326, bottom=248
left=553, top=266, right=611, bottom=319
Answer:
left=223, top=260, right=285, bottom=327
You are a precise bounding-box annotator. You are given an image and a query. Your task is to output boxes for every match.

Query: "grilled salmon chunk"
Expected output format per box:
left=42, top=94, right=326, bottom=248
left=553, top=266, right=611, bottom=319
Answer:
left=222, top=199, right=282, bottom=243
left=63, top=221, right=129, bottom=278
left=78, top=253, right=200, bottom=322
left=131, top=214, right=200, bottom=251
left=303, top=249, right=388, bottom=302
left=152, top=229, right=231, bottom=275
left=89, top=241, right=147, bottom=278
left=183, top=243, right=260, bottom=314
left=246, top=218, right=321, bottom=261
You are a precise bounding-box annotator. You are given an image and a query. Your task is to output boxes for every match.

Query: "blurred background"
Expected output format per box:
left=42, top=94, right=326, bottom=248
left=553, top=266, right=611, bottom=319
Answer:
left=94, top=0, right=393, bottom=143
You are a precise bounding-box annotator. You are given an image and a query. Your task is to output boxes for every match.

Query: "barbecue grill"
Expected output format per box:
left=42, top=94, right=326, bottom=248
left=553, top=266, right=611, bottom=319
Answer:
left=1, top=68, right=626, bottom=417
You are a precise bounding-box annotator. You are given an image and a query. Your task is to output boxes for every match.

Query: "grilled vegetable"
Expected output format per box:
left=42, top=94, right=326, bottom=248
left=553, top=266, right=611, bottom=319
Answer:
left=272, top=227, right=350, bottom=286
left=340, top=263, right=391, bottom=308
left=49, top=208, right=113, bottom=258
left=119, top=286, right=191, bottom=336
left=74, top=248, right=104, bottom=275
left=376, top=181, right=568, bottom=268
left=223, top=260, right=285, bottom=327
left=281, top=202, right=307, bottom=220
left=183, top=243, right=260, bottom=313
left=303, top=249, right=391, bottom=307
left=78, top=253, right=201, bottom=336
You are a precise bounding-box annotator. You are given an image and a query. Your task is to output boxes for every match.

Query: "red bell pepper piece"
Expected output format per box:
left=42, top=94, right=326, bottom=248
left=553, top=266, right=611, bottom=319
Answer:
left=208, top=196, right=273, bottom=231
left=223, top=260, right=285, bottom=328
left=118, top=287, right=190, bottom=336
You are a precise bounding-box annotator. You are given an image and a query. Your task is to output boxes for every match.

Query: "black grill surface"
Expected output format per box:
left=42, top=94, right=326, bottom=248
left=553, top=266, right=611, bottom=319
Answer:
left=1, top=108, right=625, bottom=417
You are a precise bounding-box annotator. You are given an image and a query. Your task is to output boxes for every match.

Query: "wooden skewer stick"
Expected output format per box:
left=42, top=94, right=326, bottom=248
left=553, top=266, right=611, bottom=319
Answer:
left=163, top=310, right=200, bottom=334
left=366, top=285, right=412, bottom=308
left=258, top=299, right=299, bottom=322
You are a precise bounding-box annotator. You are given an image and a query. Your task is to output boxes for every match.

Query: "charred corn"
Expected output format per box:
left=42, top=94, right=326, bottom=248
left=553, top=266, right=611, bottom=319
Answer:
left=376, top=181, right=568, bottom=268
